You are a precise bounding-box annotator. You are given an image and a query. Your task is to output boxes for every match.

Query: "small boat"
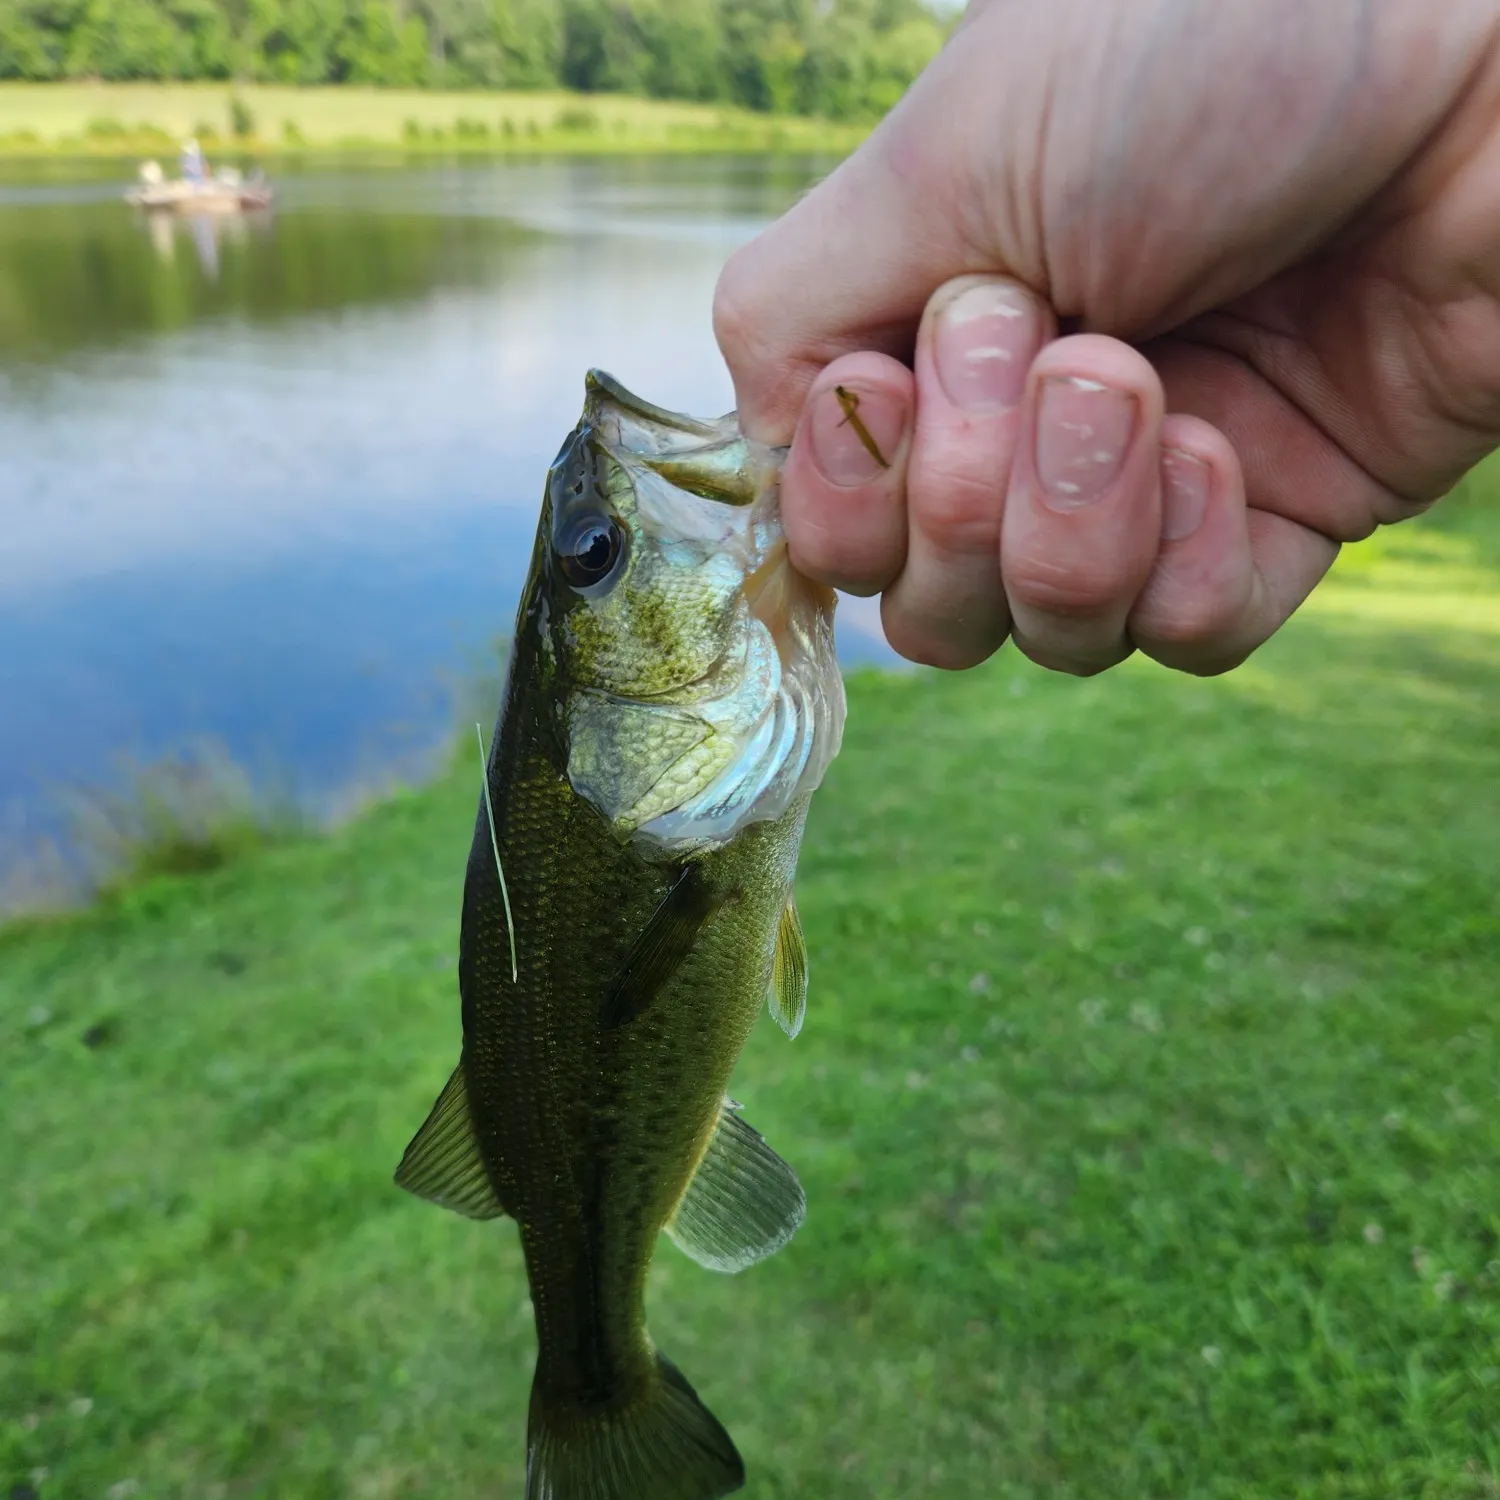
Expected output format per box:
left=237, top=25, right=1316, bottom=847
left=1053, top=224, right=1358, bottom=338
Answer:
left=126, top=156, right=272, bottom=215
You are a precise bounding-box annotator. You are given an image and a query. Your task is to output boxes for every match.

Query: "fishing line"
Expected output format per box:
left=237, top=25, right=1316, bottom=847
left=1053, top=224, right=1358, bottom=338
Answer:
left=475, top=722, right=519, bottom=983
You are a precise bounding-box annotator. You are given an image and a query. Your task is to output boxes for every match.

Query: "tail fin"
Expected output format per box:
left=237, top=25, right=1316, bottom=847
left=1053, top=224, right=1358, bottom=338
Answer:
left=526, top=1352, right=744, bottom=1500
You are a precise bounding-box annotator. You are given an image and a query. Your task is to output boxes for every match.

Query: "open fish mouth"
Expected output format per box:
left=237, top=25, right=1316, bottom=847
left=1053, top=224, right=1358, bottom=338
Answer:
left=560, top=372, right=846, bottom=851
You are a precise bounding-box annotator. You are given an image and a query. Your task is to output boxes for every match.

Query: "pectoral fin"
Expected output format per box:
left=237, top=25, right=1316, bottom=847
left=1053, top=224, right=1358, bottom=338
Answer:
left=601, top=864, right=720, bottom=1030
left=393, top=1062, right=506, bottom=1220
left=665, top=1097, right=805, bottom=1273
left=767, top=894, right=807, bottom=1039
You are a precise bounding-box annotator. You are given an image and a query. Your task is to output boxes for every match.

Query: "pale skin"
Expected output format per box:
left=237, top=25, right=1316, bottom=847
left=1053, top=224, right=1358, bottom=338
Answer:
left=712, top=0, right=1500, bottom=675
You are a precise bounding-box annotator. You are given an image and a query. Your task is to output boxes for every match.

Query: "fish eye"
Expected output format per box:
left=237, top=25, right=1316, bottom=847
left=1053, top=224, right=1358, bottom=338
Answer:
left=557, top=515, right=625, bottom=591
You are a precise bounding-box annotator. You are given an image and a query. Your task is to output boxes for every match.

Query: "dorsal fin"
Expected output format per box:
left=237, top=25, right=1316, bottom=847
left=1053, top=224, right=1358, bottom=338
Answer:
left=394, top=1063, right=506, bottom=1219
left=767, top=894, right=807, bottom=1039
left=665, top=1098, right=804, bottom=1273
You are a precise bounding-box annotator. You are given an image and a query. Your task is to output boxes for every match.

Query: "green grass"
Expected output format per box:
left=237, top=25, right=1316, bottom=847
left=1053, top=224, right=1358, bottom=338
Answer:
left=0, top=82, right=869, bottom=159
left=4, top=486, right=1500, bottom=1498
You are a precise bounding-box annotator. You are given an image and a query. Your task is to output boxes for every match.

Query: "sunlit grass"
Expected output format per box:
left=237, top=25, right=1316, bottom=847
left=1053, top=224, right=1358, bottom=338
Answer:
left=0, top=82, right=869, bottom=159
left=1313, top=461, right=1500, bottom=635
left=2, top=484, right=1498, bottom=1497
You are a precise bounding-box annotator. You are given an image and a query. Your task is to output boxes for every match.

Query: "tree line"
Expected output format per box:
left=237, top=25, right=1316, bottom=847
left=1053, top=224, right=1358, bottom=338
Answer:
left=0, top=0, right=952, bottom=119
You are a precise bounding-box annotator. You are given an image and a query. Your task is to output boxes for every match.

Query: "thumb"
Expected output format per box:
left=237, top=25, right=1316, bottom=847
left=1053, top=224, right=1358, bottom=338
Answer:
left=713, top=15, right=1031, bottom=444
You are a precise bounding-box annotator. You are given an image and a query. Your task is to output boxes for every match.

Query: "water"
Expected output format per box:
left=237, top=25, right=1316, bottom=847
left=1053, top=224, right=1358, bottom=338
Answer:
left=0, top=156, right=895, bottom=884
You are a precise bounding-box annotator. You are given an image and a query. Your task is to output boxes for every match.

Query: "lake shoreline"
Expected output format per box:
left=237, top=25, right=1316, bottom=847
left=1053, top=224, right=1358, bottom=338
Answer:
left=0, top=81, right=869, bottom=162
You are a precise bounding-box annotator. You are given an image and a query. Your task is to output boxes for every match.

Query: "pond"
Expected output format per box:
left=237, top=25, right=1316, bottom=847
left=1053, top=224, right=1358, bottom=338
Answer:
left=0, top=155, right=896, bottom=893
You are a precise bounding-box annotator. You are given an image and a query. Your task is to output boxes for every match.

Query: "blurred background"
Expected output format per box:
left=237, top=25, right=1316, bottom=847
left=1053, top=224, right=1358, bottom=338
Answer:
left=0, top=151, right=900, bottom=902
left=3, top=6, right=1498, bottom=1499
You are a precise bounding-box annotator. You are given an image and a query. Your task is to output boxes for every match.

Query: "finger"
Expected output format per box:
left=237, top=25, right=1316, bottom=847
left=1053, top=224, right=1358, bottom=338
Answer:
left=713, top=8, right=1037, bottom=444
left=1147, top=328, right=1412, bottom=540
left=779, top=352, right=914, bottom=596
left=1001, top=336, right=1165, bottom=675
left=880, top=275, right=1055, bottom=669
left=1129, top=416, right=1339, bottom=674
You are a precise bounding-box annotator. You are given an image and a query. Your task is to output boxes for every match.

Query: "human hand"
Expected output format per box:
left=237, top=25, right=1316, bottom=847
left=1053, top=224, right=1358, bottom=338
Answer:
left=714, top=0, right=1500, bottom=673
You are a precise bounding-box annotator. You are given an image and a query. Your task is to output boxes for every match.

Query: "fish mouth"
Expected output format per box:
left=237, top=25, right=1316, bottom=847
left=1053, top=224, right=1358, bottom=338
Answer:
left=584, top=368, right=771, bottom=509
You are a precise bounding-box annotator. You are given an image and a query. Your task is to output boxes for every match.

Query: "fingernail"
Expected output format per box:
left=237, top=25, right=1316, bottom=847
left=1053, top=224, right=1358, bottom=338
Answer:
left=1035, top=376, right=1137, bottom=510
left=808, top=382, right=906, bottom=487
left=1161, top=447, right=1210, bottom=541
left=934, top=280, right=1039, bottom=412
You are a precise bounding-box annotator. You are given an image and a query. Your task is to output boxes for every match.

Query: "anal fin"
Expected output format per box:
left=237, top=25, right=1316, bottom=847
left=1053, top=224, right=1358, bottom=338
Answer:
left=394, top=1062, right=506, bottom=1220
left=665, top=1098, right=804, bottom=1273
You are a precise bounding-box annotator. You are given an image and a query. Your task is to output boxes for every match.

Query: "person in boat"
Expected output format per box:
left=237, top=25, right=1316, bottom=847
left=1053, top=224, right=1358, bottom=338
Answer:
left=179, top=138, right=207, bottom=184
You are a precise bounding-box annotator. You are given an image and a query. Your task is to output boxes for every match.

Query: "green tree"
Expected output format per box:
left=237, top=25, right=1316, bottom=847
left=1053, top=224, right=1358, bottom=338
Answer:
left=340, top=0, right=429, bottom=84
left=635, top=0, right=722, bottom=101
left=557, top=0, right=649, bottom=94
left=0, top=0, right=85, bottom=79
left=492, top=0, right=561, bottom=87
left=65, top=0, right=196, bottom=78
left=0, top=0, right=950, bottom=111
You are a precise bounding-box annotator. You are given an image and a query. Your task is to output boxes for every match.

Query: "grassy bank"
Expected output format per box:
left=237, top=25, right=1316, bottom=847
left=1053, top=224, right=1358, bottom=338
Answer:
left=0, top=81, right=868, bottom=159
left=4, top=494, right=1500, bottom=1498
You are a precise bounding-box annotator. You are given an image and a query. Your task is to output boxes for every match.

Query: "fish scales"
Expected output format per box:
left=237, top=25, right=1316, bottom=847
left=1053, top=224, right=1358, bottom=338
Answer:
left=396, top=371, right=844, bottom=1500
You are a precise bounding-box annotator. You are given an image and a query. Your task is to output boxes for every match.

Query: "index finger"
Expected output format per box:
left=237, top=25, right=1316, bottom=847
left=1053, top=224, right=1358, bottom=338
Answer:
left=712, top=38, right=1018, bottom=443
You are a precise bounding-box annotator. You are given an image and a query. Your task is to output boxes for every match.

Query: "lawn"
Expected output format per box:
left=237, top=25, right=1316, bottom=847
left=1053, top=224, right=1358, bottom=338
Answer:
left=0, top=82, right=867, bottom=158
left=3, top=478, right=1499, bottom=1499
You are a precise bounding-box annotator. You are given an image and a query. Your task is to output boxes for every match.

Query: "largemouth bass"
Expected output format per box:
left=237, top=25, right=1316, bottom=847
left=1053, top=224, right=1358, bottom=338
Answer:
left=396, top=371, right=845, bottom=1500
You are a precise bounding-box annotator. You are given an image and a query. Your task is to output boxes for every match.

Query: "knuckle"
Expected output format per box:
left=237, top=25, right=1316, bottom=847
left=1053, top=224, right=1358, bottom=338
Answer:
left=787, top=511, right=898, bottom=595
left=1145, top=641, right=1255, bottom=678
left=1013, top=633, right=1124, bottom=678
left=909, top=460, right=1004, bottom=555
left=1004, top=550, right=1133, bottom=620
left=883, top=615, right=1000, bottom=671
left=1131, top=581, right=1247, bottom=656
left=1140, top=627, right=1257, bottom=678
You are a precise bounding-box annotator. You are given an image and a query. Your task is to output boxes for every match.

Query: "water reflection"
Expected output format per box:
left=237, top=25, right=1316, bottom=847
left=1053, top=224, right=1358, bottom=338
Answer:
left=0, top=158, right=894, bottom=888
left=0, top=192, right=539, bottom=360
left=141, top=206, right=261, bottom=281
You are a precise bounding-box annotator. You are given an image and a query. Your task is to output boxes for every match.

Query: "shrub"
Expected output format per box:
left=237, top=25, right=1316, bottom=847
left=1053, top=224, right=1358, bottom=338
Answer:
left=553, top=105, right=599, bottom=133
left=64, top=743, right=304, bottom=895
left=229, top=94, right=255, bottom=138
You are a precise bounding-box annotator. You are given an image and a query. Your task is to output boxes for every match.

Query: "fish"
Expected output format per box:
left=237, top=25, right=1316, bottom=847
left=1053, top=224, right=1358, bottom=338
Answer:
left=395, top=370, right=845, bottom=1500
